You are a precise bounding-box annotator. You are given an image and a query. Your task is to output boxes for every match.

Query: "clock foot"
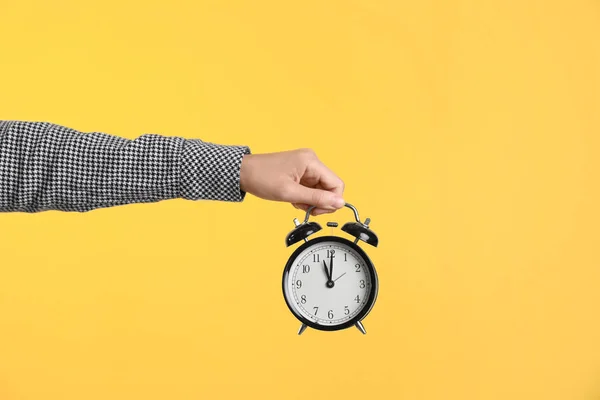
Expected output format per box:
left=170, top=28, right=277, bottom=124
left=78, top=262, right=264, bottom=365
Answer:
left=298, top=323, right=308, bottom=335
left=355, top=321, right=366, bottom=334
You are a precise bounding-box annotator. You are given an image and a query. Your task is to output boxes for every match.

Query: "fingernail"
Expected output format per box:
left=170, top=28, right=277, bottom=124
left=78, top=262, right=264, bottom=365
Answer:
left=333, top=197, right=345, bottom=208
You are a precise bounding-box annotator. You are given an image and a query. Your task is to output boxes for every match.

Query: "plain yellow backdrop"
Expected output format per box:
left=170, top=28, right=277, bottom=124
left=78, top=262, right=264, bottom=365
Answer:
left=1, top=1, right=599, bottom=399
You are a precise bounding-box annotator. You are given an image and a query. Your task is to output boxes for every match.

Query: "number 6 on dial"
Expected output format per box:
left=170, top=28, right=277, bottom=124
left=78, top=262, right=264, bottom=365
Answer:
left=282, top=203, right=379, bottom=335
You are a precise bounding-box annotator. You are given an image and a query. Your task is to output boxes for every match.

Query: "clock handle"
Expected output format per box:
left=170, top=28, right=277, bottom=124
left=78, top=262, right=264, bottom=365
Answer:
left=303, top=202, right=378, bottom=247
left=303, top=203, right=366, bottom=225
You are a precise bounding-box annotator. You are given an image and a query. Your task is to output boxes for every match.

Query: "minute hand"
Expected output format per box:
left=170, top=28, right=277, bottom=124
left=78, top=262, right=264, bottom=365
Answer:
left=329, top=256, right=334, bottom=281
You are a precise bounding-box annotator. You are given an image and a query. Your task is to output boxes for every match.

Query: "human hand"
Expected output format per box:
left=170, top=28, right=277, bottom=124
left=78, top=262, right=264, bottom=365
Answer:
left=239, top=148, right=345, bottom=216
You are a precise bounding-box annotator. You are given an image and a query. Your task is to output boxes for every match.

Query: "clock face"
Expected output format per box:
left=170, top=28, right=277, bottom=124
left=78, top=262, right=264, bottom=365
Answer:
left=282, top=236, right=377, bottom=331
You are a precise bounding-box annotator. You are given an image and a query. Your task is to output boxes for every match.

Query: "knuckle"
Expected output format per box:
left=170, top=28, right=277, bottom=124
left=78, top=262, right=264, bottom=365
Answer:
left=311, top=190, right=326, bottom=205
left=298, top=148, right=316, bottom=159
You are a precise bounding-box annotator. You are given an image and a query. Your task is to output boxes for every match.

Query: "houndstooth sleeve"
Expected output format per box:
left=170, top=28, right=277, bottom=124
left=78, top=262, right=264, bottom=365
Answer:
left=0, top=120, right=251, bottom=213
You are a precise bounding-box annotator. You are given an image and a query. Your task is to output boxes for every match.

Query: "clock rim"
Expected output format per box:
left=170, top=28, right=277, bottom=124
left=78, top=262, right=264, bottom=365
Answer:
left=282, top=235, right=378, bottom=332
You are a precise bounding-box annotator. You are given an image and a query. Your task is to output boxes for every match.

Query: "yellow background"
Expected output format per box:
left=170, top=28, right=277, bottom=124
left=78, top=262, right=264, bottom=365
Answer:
left=1, top=1, right=599, bottom=399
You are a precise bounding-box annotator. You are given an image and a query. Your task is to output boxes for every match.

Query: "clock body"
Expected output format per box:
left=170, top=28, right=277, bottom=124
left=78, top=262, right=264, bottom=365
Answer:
left=282, top=235, right=378, bottom=331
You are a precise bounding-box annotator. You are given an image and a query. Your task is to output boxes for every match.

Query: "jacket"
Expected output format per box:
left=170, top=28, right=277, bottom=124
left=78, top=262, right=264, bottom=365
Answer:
left=0, top=120, right=251, bottom=212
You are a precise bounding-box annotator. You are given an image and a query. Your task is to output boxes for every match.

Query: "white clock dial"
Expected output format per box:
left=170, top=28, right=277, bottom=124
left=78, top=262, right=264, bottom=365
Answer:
left=284, top=240, right=372, bottom=326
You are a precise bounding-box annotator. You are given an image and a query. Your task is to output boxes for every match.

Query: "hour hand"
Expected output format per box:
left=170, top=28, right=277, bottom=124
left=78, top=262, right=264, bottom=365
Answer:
left=322, top=260, right=331, bottom=280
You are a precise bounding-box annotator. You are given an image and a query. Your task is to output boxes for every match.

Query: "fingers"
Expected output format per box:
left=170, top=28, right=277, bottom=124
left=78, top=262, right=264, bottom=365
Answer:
left=292, top=203, right=335, bottom=216
left=312, top=208, right=335, bottom=216
left=286, top=150, right=345, bottom=215
left=311, top=158, right=345, bottom=198
left=286, top=184, right=345, bottom=211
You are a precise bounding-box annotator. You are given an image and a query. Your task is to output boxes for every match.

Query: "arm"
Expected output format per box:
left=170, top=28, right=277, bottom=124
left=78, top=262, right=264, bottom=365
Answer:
left=0, top=120, right=250, bottom=212
left=0, top=120, right=345, bottom=214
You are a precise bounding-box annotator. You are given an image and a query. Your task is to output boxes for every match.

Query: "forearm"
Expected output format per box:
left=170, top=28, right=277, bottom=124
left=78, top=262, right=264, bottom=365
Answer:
left=0, top=120, right=250, bottom=213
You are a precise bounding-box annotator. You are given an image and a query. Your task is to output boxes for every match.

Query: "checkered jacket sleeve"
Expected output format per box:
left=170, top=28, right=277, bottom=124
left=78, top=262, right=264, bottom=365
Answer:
left=0, top=120, right=251, bottom=213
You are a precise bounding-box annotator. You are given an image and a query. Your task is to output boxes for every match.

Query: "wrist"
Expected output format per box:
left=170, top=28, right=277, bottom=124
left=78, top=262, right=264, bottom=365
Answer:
left=239, top=153, right=255, bottom=194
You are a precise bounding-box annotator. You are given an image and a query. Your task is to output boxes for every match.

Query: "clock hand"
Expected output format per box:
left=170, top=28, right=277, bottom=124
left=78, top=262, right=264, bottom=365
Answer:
left=322, top=260, right=332, bottom=281
left=333, top=272, right=347, bottom=282
left=329, top=256, right=334, bottom=283
left=322, top=260, right=334, bottom=288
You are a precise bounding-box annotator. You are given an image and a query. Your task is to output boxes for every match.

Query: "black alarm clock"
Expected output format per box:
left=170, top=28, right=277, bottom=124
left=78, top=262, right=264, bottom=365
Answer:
left=282, top=203, right=379, bottom=335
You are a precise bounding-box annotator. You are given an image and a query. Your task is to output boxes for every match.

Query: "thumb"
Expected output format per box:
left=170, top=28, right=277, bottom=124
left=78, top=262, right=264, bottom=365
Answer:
left=286, top=184, right=345, bottom=209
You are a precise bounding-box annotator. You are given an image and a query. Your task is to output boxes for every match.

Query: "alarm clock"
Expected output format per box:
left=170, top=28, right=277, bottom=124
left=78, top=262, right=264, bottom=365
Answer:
left=282, top=203, right=379, bottom=335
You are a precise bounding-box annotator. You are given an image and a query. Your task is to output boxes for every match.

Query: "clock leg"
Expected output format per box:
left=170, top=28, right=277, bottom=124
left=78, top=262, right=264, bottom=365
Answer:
left=298, top=323, right=308, bottom=335
left=355, top=321, right=367, bottom=334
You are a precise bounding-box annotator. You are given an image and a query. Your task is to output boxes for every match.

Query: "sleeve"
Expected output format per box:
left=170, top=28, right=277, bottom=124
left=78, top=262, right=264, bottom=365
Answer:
left=0, top=120, right=251, bottom=213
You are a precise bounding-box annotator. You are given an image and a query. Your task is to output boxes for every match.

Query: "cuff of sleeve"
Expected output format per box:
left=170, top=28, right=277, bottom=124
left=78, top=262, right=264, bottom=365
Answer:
left=179, top=139, right=251, bottom=202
